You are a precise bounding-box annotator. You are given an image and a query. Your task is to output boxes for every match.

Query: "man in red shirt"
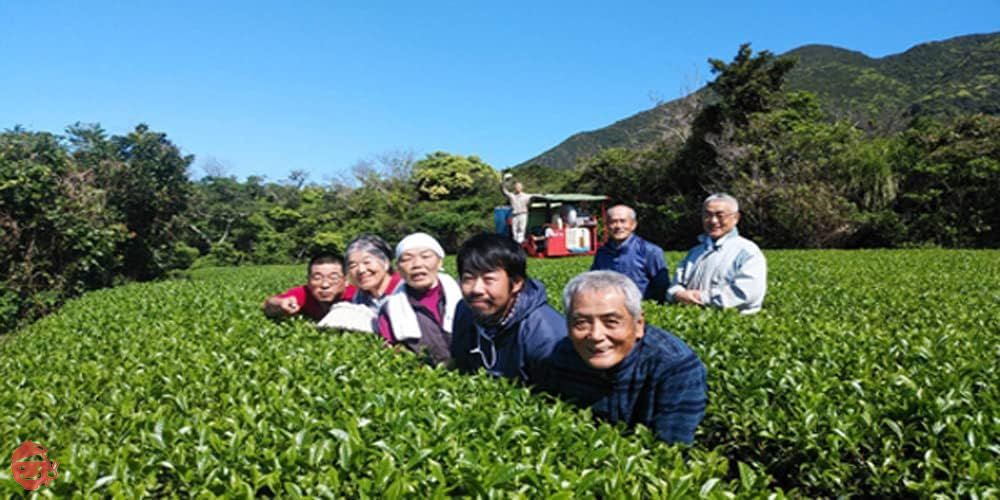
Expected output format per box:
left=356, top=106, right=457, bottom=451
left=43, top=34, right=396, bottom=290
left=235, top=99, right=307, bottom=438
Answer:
left=262, top=253, right=354, bottom=321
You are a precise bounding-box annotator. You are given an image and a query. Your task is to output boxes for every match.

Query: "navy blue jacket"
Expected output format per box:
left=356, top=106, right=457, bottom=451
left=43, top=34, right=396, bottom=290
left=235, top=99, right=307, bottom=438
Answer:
left=450, top=279, right=567, bottom=383
left=535, top=325, right=707, bottom=444
left=591, top=234, right=670, bottom=301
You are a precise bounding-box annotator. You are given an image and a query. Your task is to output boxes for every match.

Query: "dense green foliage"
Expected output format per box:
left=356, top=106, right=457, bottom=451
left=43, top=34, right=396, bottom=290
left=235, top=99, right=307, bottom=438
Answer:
left=515, top=32, right=1000, bottom=170
left=1, top=250, right=997, bottom=496
left=1, top=143, right=503, bottom=331
left=3, top=35, right=997, bottom=344
left=558, top=45, right=1000, bottom=251
left=0, top=124, right=192, bottom=332
left=183, top=151, right=502, bottom=266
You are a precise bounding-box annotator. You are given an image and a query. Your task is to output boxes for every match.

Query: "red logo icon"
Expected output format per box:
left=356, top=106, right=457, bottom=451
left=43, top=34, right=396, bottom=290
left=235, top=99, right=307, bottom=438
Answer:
left=10, top=441, right=58, bottom=491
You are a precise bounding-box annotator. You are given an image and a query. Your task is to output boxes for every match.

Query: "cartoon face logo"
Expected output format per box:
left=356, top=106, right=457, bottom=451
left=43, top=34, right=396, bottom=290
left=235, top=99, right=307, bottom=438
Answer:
left=10, top=441, right=58, bottom=490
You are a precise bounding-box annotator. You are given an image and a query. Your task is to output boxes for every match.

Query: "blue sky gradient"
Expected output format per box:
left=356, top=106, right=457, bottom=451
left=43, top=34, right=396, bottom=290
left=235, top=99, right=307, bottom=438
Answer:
left=2, top=1, right=997, bottom=181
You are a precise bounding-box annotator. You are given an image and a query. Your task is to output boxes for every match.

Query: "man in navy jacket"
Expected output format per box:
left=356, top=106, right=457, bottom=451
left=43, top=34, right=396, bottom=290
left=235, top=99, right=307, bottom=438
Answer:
left=450, top=233, right=566, bottom=383
left=590, top=205, right=670, bottom=302
left=536, top=270, right=707, bottom=444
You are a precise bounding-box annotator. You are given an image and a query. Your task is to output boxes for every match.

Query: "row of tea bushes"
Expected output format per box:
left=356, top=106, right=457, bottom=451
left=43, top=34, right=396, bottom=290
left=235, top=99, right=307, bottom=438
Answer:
left=1, top=265, right=766, bottom=497
left=2, top=250, right=997, bottom=496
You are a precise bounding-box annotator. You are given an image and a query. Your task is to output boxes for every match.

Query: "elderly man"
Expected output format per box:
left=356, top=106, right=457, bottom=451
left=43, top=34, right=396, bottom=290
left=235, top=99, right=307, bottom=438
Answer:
left=590, top=204, right=670, bottom=301
left=501, top=174, right=539, bottom=244
left=668, top=193, right=767, bottom=314
left=450, top=233, right=566, bottom=383
left=377, top=232, right=462, bottom=365
left=536, top=270, right=707, bottom=444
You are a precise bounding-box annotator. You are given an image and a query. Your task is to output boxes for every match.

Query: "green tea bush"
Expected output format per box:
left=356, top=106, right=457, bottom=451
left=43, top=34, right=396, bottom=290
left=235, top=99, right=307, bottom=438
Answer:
left=639, top=250, right=999, bottom=497
left=1, top=250, right=997, bottom=497
left=0, top=265, right=762, bottom=497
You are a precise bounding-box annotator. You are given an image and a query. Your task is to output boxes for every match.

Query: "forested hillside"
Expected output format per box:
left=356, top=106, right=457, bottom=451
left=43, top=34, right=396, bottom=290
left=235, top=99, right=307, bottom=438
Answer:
left=516, top=32, right=1000, bottom=170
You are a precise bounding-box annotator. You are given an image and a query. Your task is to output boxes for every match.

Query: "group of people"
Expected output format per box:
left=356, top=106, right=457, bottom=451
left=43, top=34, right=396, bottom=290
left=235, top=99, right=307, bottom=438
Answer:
left=592, top=193, right=767, bottom=314
left=263, top=192, right=768, bottom=445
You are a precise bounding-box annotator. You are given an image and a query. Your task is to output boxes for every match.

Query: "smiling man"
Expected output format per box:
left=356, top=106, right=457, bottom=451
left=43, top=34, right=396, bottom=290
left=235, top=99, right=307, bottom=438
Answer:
left=262, top=253, right=352, bottom=321
left=668, top=193, right=767, bottom=314
left=450, top=233, right=566, bottom=382
left=590, top=204, right=670, bottom=302
left=536, top=270, right=707, bottom=444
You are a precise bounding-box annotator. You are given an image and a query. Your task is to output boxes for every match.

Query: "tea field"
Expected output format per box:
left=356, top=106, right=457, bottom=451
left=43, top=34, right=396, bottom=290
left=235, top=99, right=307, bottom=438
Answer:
left=1, top=250, right=997, bottom=497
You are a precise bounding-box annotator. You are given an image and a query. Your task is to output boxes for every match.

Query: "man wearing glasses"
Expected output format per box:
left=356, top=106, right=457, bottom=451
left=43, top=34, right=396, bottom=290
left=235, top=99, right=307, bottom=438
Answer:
left=667, top=193, right=767, bottom=314
left=450, top=233, right=566, bottom=382
left=263, top=253, right=354, bottom=321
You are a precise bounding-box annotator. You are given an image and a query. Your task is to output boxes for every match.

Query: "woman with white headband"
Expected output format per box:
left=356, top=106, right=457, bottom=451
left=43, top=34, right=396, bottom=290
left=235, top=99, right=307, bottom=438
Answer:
left=376, top=232, right=461, bottom=364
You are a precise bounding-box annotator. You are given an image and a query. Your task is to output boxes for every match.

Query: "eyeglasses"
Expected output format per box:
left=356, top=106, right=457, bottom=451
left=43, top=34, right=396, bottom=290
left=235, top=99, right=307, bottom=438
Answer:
left=702, top=211, right=735, bottom=221
left=470, top=326, right=497, bottom=370
left=309, top=273, right=344, bottom=285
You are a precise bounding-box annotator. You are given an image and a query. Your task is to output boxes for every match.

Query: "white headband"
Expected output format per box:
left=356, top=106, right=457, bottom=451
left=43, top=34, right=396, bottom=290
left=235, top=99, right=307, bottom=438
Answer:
left=395, top=232, right=445, bottom=261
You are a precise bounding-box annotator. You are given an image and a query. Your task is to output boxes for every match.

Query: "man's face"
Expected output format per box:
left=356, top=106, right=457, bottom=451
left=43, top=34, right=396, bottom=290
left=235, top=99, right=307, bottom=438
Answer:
left=307, top=262, right=346, bottom=303
left=460, top=268, right=524, bottom=320
left=514, top=182, right=523, bottom=194
left=398, top=248, right=442, bottom=291
left=702, top=199, right=740, bottom=240
left=568, top=287, right=644, bottom=370
left=607, top=208, right=637, bottom=243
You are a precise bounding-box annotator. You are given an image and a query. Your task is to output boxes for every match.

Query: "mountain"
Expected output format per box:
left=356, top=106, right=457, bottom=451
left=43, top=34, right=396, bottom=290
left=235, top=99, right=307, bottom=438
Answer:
left=513, top=32, right=1000, bottom=170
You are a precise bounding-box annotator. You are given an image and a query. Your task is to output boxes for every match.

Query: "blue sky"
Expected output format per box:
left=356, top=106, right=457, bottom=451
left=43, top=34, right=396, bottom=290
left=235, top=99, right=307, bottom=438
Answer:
left=2, top=1, right=997, bottom=182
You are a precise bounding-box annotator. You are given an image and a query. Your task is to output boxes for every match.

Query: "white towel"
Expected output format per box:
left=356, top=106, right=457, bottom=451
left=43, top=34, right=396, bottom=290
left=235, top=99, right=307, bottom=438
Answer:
left=384, top=273, right=462, bottom=342
left=317, top=302, right=376, bottom=333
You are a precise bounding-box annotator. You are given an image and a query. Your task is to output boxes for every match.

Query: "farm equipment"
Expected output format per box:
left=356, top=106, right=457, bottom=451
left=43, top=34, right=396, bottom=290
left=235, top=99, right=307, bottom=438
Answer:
left=494, top=193, right=609, bottom=258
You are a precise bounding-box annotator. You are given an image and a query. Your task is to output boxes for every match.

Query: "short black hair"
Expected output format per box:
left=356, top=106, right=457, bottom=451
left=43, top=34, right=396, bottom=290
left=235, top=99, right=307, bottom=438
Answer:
left=307, top=253, right=345, bottom=275
left=457, top=233, right=526, bottom=282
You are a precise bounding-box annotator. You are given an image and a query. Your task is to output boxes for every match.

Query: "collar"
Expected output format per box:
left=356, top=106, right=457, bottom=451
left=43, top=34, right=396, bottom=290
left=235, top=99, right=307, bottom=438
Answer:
left=405, top=279, right=441, bottom=300
left=699, top=228, right=739, bottom=250
left=360, top=272, right=403, bottom=301
left=474, top=290, right=521, bottom=331
left=608, top=233, right=636, bottom=252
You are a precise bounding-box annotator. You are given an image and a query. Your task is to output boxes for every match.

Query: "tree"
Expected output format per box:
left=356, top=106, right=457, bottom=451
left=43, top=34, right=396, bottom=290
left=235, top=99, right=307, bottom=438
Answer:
left=100, top=124, right=194, bottom=280
left=411, top=152, right=498, bottom=201
left=413, top=151, right=500, bottom=200
left=672, top=43, right=799, bottom=201
left=1, top=128, right=126, bottom=330
left=895, top=114, right=1000, bottom=247
left=706, top=43, right=797, bottom=127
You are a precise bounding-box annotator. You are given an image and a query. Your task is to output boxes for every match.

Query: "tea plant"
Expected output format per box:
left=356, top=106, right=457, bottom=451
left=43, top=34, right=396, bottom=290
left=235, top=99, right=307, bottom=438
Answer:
left=1, top=250, right=997, bottom=497
left=1, top=265, right=762, bottom=497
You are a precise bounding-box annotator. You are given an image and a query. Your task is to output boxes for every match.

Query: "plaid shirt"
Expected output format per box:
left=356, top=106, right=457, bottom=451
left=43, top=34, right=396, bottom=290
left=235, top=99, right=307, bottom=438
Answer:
left=535, top=325, right=707, bottom=444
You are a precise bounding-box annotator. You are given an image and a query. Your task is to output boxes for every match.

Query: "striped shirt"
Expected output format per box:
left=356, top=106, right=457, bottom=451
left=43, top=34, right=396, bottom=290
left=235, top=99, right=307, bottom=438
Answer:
left=667, top=228, right=767, bottom=314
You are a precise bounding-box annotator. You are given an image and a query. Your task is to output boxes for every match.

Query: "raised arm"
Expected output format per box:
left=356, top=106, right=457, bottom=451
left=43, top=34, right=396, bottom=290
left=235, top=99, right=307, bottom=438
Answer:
left=500, top=175, right=514, bottom=198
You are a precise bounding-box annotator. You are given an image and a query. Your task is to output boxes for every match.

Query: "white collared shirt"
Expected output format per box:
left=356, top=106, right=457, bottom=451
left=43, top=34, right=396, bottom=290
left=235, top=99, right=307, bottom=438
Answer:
left=667, top=228, right=767, bottom=314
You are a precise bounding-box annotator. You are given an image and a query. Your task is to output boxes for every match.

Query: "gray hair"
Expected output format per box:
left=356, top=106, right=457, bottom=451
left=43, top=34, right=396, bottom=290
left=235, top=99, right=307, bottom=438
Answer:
left=562, top=270, right=643, bottom=321
left=703, top=193, right=739, bottom=213
left=607, top=204, right=637, bottom=221
left=345, top=234, right=393, bottom=270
